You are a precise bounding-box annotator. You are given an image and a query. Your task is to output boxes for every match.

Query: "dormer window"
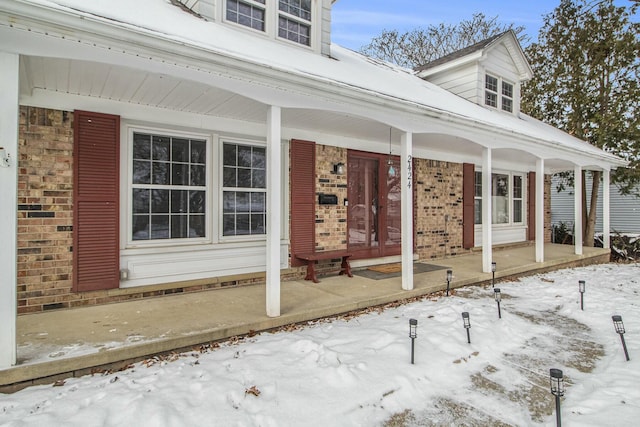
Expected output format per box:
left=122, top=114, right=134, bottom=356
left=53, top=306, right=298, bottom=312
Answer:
left=485, top=74, right=514, bottom=113
left=278, top=0, right=312, bottom=46
left=226, top=0, right=266, bottom=31
left=225, top=0, right=312, bottom=47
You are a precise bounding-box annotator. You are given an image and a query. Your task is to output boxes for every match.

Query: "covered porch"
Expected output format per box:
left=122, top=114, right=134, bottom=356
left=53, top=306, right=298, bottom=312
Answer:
left=2, top=243, right=610, bottom=391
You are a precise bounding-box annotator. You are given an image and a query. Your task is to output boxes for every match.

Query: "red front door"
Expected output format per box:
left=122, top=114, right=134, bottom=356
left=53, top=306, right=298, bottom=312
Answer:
left=347, top=151, right=401, bottom=259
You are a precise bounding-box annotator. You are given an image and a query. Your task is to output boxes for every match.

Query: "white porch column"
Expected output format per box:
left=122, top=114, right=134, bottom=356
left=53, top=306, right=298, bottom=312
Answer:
left=574, top=165, right=583, bottom=255
left=0, top=52, right=19, bottom=368
left=400, top=132, right=413, bottom=291
left=535, top=158, right=545, bottom=262
left=266, top=106, right=281, bottom=317
left=482, top=147, right=492, bottom=273
left=602, top=169, right=611, bottom=249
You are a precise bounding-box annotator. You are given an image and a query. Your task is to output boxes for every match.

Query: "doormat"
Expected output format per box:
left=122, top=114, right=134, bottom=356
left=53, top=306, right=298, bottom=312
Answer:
left=354, top=262, right=448, bottom=280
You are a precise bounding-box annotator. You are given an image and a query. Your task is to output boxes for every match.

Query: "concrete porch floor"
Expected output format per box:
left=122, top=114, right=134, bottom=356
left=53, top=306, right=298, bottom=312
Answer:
left=2, top=243, right=610, bottom=391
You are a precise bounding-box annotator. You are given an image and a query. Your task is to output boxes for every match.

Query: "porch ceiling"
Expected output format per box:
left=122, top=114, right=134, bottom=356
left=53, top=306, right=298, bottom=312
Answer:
left=18, top=55, right=580, bottom=172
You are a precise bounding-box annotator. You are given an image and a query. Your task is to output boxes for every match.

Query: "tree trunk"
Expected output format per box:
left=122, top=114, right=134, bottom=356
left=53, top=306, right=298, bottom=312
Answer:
left=583, top=170, right=601, bottom=247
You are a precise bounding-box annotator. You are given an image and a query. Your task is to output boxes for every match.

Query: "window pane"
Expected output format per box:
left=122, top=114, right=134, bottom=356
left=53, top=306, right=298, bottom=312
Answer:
left=171, top=215, right=188, bottom=239
left=236, top=192, right=250, bottom=212
left=151, top=215, right=170, bottom=239
left=152, top=162, right=170, bottom=185
left=223, top=144, right=237, bottom=166
left=133, top=160, right=151, bottom=184
left=279, top=0, right=311, bottom=21
left=152, top=136, right=170, bottom=161
left=251, top=213, right=265, bottom=233
left=502, top=82, right=513, bottom=98
left=133, top=189, right=150, bottom=214
left=513, top=176, right=522, bottom=198
left=514, top=200, right=523, bottom=223
left=226, top=0, right=265, bottom=31
left=492, top=174, right=509, bottom=224
left=191, top=164, right=206, bottom=187
left=251, top=192, right=265, bottom=212
left=223, top=166, right=237, bottom=187
left=191, top=140, right=206, bottom=164
left=474, top=199, right=482, bottom=224
left=133, top=134, right=151, bottom=160
left=485, top=92, right=497, bottom=107
left=171, top=190, right=188, bottom=213
left=238, top=145, right=252, bottom=167
left=252, top=147, right=266, bottom=168
left=190, top=215, right=205, bottom=237
left=502, top=98, right=513, bottom=112
left=223, top=191, right=235, bottom=213
left=223, top=214, right=235, bottom=235
left=236, top=214, right=250, bottom=235
left=172, top=138, right=189, bottom=162
left=132, top=215, right=150, bottom=240
left=485, top=75, right=498, bottom=92
left=474, top=172, right=482, bottom=197
left=190, top=191, right=205, bottom=214
left=171, top=163, right=189, bottom=186
left=238, top=168, right=252, bottom=187
left=151, top=189, right=169, bottom=213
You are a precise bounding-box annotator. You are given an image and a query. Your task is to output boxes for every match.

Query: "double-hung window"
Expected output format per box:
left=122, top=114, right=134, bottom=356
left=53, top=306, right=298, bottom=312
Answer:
left=225, top=0, right=313, bottom=47
left=474, top=171, right=525, bottom=225
left=485, top=74, right=515, bottom=113
left=131, top=131, right=207, bottom=241
left=222, top=141, right=267, bottom=237
left=278, top=0, right=312, bottom=46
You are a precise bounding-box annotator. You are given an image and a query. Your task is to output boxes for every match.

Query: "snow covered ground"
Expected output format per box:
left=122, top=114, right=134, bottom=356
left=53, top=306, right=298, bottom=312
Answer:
left=1, top=263, right=638, bottom=426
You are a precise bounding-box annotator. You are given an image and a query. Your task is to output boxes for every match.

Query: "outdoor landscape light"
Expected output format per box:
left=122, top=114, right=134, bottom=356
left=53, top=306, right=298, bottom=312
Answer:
left=612, top=315, right=630, bottom=361
left=462, top=312, right=471, bottom=344
left=494, top=288, right=502, bottom=319
left=446, top=269, right=453, bottom=296
left=491, top=261, right=497, bottom=288
left=409, top=318, right=418, bottom=364
left=578, top=280, right=585, bottom=310
left=549, top=368, right=564, bottom=427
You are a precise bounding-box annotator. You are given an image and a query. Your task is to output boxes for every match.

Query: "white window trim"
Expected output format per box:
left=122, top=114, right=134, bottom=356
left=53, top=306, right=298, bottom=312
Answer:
left=220, top=0, right=320, bottom=51
left=122, top=125, right=213, bottom=249
left=218, top=136, right=268, bottom=243
left=474, top=169, right=526, bottom=227
left=484, top=72, right=516, bottom=114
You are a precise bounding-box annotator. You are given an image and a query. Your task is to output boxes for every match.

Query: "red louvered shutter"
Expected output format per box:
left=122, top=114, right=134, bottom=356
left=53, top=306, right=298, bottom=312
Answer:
left=73, top=111, right=120, bottom=291
left=462, top=163, right=475, bottom=249
left=290, top=140, right=316, bottom=267
left=528, top=172, right=536, bottom=241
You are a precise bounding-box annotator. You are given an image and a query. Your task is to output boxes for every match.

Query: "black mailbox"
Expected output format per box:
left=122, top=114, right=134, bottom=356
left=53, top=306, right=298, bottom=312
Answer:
left=318, top=194, right=338, bottom=205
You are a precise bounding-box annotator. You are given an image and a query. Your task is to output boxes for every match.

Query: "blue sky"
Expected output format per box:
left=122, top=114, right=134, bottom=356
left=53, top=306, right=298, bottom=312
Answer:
left=330, top=0, right=632, bottom=50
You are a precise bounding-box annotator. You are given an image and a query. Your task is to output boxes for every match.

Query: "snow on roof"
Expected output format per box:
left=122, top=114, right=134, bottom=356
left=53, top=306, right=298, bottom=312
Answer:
left=19, top=0, right=624, bottom=166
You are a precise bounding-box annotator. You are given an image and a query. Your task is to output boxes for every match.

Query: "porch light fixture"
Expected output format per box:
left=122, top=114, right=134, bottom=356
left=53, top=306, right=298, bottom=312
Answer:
left=409, top=318, right=418, bottom=364
left=332, top=162, right=345, bottom=175
left=387, top=127, right=396, bottom=178
left=549, top=368, right=564, bottom=427
left=578, top=280, right=585, bottom=310
left=0, top=147, right=10, bottom=168
left=446, top=269, right=453, bottom=296
left=494, top=288, right=502, bottom=319
left=462, top=312, right=471, bottom=344
left=612, top=315, right=630, bottom=361
left=491, top=261, right=497, bottom=288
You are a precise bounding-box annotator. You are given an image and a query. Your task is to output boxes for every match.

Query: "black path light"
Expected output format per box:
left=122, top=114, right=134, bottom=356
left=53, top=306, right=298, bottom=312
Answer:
left=462, top=312, right=471, bottom=344
left=491, top=261, right=497, bottom=288
left=409, top=318, right=418, bottom=364
left=494, top=288, right=502, bottom=319
left=612, top=315, right=630, bottom=361
left=578, top=280, right=585, bottom=310
left=550, top=368, right=565, bottom=427
left=446, top=269, right=453, bottom=296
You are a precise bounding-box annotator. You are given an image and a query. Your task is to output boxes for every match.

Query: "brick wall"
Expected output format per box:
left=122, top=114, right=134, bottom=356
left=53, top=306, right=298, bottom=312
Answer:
left=17, top=107, right=75, bottom=314
left=413, top=159, right=467, bottom=259
left=314, top=144, right=347, bottom=252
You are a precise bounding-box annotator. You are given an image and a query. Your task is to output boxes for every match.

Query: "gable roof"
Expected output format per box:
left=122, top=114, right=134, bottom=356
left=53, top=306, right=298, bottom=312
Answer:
left=416, top=30, right=534, bottom=81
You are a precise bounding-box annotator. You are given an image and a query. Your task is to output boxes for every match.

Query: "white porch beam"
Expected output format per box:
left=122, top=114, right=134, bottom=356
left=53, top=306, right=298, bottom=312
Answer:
left=482, top=148, right=493, bottom=273
left=574, top=165, right=583, bottom=255
left=266, top=106, right=282, bottom=317
left=603, top=169, right=611, bottom=249
left=535, top=158, right=545, bottom=262
left=401, top=132, right=413, bottom=291
left=0, top=52, right=19, bottom=369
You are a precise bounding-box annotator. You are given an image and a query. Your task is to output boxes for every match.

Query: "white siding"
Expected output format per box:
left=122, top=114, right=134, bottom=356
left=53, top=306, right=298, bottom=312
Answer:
left=427, top=64, right=479, bottom=104
left=551, top=175, right=640, bottom=234
left=321, top=0, right=332, bottom=57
